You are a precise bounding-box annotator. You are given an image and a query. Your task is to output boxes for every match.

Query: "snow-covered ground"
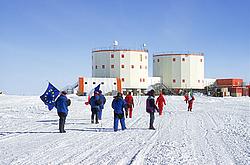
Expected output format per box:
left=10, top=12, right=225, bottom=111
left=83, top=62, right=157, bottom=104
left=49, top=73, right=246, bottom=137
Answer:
left=0, top=94, right=249, bottom=165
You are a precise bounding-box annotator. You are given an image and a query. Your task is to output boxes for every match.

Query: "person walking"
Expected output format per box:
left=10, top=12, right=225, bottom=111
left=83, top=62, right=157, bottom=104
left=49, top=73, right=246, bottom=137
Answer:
left=55, top=91, right=70, bottom=133
left=89, top=91, right=101, bottom=124
left=146, top=90, right=159, bottom=130
left=98, top=90, right=106, bottom=120
left=125, top=92, right=134, bottom=118
left=112, top=92, right=126, bottom=132
left=184, top=91, right=195, bottom=112
left=156, top=92, right=166, bottom=116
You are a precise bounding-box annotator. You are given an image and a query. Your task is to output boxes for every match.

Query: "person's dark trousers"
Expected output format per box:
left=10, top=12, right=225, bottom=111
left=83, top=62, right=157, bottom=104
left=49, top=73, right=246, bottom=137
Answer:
left=58, top=112, right=67, bottom=133
left=149, top=112, right=155, bottom=129
left=91, top=108, right=99, bottom=124
left=125, top=108, right=128, bottom=118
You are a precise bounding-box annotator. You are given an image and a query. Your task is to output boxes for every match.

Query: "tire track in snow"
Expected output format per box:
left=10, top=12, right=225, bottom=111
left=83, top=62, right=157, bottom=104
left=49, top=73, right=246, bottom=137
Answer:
left=189, top=112, right=235, bottom=165
left=20, top=115, right=116, bottom=164
left=56, top=114, right=144, bottom=164
left=128, top=115, right=165, bottom=165
left=204, top=112, right=236, bottom=164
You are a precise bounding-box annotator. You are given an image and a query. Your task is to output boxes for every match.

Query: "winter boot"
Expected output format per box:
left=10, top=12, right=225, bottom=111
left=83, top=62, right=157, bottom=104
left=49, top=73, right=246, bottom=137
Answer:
left=149, top=126, right=156, bottom=130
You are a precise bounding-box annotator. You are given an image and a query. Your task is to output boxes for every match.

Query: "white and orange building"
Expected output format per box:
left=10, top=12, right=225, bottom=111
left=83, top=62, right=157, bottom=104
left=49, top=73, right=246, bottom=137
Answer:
left=77, top=47, right=150, bottom=95
left=153, top=52, right=205, bottom=89
left=92, top=48, right=149, bottom=90
left=77, top=47, right=205, bottom=95
left=77, top=77, right=122, bottom=95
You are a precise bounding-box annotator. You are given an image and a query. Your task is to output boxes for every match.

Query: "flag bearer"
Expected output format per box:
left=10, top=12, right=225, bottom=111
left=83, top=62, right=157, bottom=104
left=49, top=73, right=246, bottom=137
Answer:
left=55, top=91, right=70, bottom=133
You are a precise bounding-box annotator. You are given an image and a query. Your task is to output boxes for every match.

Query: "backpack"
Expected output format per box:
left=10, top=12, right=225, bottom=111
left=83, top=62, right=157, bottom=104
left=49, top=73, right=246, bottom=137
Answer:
left=67, top=99, right=71, bottom=106
left=146, top=97, right=154, bottom=113
left=95, top=98, right=102, bottom=106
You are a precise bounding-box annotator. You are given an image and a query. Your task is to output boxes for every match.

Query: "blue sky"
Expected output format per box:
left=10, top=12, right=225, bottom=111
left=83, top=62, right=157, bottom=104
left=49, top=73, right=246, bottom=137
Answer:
left=0, top=0, right=249, bottom=95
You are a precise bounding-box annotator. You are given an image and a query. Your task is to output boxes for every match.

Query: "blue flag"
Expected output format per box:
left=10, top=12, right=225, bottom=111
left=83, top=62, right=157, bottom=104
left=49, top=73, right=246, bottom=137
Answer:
left=40, top=82, right=60, bottom=110
left=94, top=84, right=101, bottom=92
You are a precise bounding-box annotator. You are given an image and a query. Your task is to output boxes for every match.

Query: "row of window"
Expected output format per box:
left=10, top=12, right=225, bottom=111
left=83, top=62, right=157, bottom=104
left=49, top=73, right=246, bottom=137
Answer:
left=121, top=78, right=145, bottom=82
left=110, top=54, right=148, bottom=61
left=172, top=79, right=204, bottom=83
left=154, top=58, right=203, bottom=62
left=84, top=82, right=116, bottom=85
left=85, top=79, right=202, bottom=84
left=94, top=65, right=147, bottom=69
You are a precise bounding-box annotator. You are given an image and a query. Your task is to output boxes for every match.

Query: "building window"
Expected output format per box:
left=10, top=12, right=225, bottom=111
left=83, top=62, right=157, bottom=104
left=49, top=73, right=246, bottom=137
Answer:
left=121, top=64, right=124, bottom=68
left=145, top=56, right=147, bottom=60
left=140, top=54, right=142, bottom=61
left=153, top=59, right=155, bottom=63
left=101, top=82, right=104, bottom=85
left=111, top=65, right=114, bottom=69
left=182, top=79, right=185, bottom=83
left=202, top=80, right=204, bottom=83
left=122, top=78, right=125, bottom=82
left=121, top=54, right=124, bottom=58
left=173, top=58, right=176, bottom=62
left=93, top=82, right=96, bottom=85
left=182, top=58, right=185, bottom=62
left=131, top=65, right=134, bottom=69
left=173, top=79, right=176, bottom=83
left=111, top=54, right=114, bottom=58
left=140, top=65, right=142, bottom=69
left=145, top=66, right=147, bottom=69
left=140, top=78, right=142, bottom=82
left=85, top=82, right=87, bottom=84
left=198, top=80, right=200, bottom=83
left=95, top=65, right=98, bottom=69
left=157, top=59, right=160, bottom=62
left=143, top=78, right=145, bottom=82
left=200, top=59, right=203, bottom=62
left=114, top=82, right=116, bottom=85
left=102, top=65, right=105, bottom=69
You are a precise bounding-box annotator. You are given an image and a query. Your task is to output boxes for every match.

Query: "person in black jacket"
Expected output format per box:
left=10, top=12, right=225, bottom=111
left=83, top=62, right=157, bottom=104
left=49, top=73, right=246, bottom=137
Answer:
left=146, top=90, right=159, bottom=130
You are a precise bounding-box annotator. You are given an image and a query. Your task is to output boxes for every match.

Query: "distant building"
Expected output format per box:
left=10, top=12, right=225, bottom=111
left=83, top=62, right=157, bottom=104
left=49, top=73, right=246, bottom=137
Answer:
left=153, top=52, right=205, bottom=89
left=77, top=77, right=122, bottom=95
left=92, top=48, right=149, bottom=92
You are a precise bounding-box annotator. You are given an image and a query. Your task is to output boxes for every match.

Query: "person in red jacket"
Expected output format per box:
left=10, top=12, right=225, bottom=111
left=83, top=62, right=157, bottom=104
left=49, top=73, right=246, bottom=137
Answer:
left=184, top=92, right=195, bottom=111
left=156, top=92, right=166, bottom=115
left=125, top=92, right=134, bottom=118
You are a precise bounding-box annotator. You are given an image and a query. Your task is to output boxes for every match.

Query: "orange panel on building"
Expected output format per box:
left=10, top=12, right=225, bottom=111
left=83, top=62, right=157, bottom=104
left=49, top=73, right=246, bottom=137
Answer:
left=216, top=79, right=243, bottom=87
left=116, top=78, right=122, bottom=93
left=78, top=77, right=84, bottom=94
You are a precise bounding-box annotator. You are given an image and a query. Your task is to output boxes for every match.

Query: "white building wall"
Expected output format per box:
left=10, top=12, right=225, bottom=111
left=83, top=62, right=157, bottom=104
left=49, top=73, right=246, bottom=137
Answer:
left=83, top=77, right=118, bottom=94
left=153, top=53, right=204, bottom=89
left=92, top=50, right=148, bottom=90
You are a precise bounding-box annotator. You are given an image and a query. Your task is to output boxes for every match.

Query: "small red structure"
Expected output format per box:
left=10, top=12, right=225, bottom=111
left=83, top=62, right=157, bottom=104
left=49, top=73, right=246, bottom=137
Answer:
left=216, top=78, right=243, bottom=88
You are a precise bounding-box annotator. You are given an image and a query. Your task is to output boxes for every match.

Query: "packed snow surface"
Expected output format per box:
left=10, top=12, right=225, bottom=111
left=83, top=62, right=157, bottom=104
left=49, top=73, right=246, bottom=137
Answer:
left=0, top=95, right=249, bottom=165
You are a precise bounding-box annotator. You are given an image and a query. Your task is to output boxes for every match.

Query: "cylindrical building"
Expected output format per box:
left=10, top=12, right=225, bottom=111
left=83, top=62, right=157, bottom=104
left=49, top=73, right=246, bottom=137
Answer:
left=92, top=48, right=149, bottom=90
left=153, top=52, right=204, bottom=89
